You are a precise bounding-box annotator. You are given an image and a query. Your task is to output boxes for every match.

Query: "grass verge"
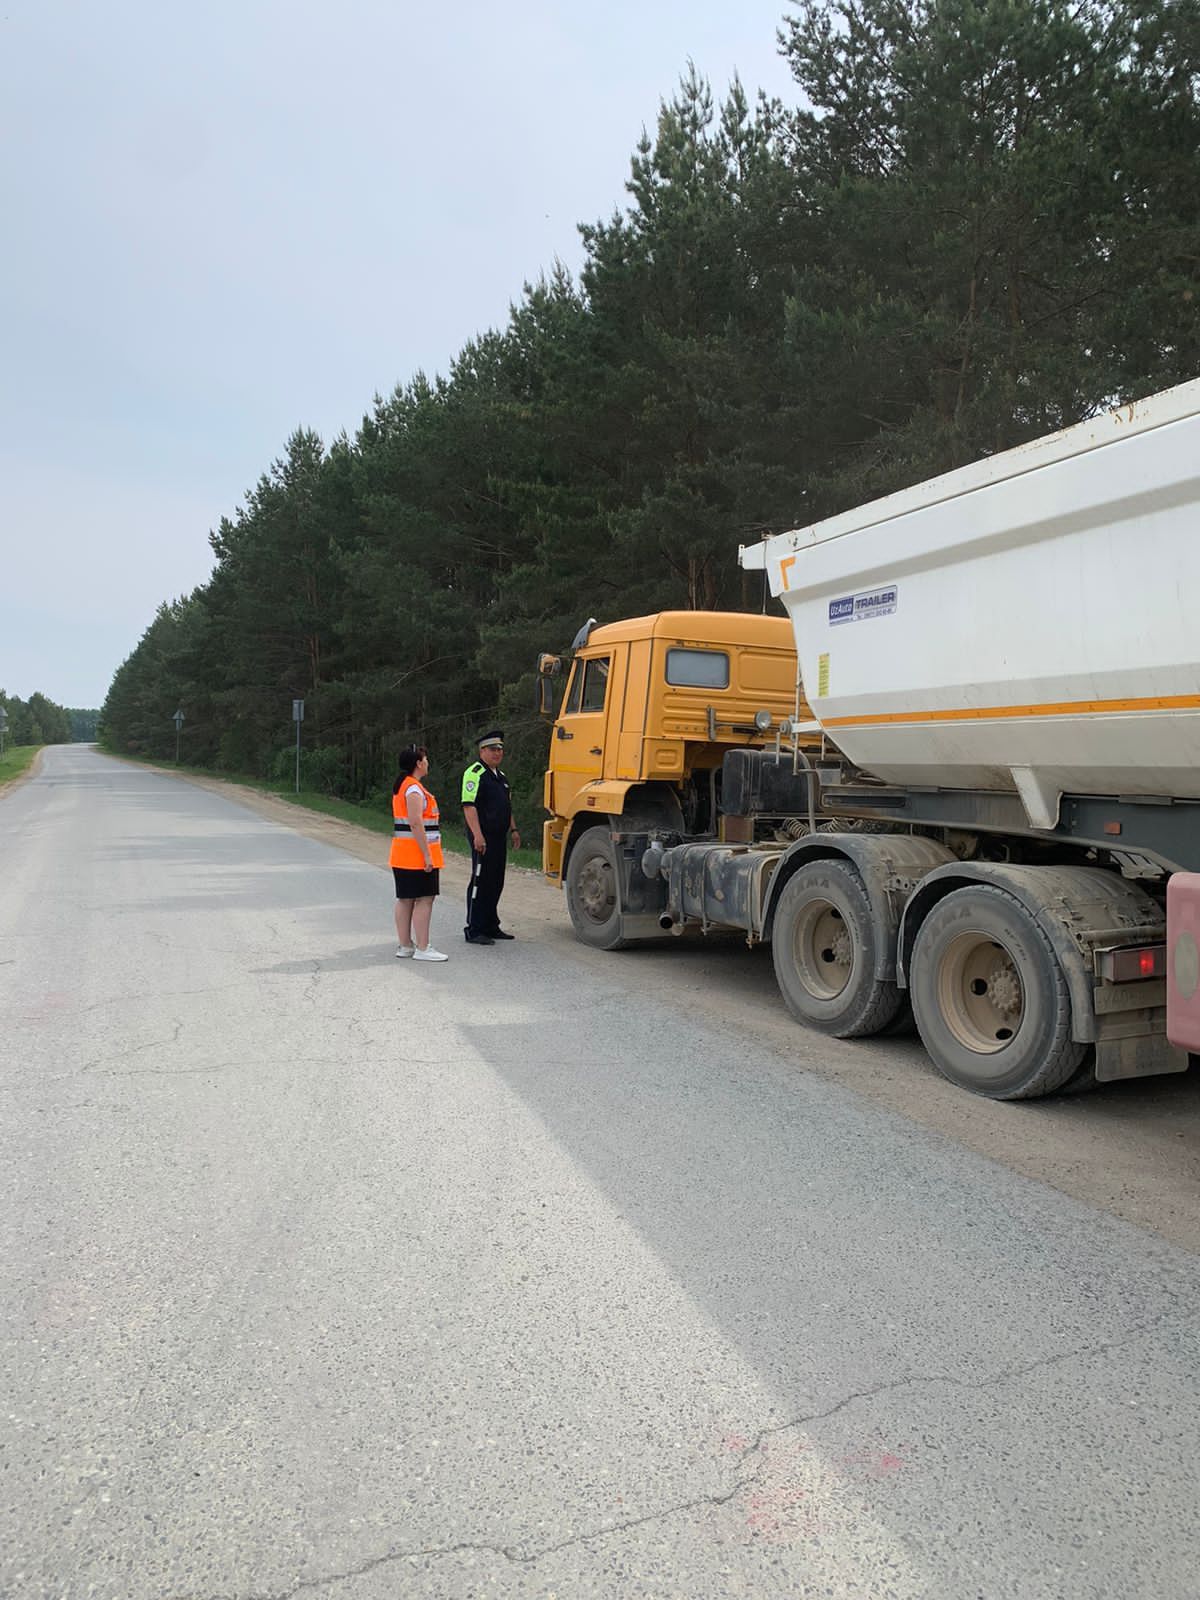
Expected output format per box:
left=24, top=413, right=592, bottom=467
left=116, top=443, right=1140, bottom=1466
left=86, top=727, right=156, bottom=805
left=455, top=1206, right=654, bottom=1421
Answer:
left=0, top=745, right=40, bottom=786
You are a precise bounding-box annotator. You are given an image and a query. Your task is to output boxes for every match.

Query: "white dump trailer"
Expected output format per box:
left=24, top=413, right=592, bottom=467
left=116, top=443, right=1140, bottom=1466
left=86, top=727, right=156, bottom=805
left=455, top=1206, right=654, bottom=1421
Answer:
left=629, top=382, right=1200, bottom=1099
left=741, top=380, right=1200, bottom=812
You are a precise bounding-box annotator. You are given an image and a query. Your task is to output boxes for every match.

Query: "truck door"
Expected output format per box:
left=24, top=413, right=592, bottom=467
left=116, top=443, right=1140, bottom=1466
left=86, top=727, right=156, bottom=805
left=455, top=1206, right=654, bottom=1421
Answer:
left=554, top=651, right=613, bottom=806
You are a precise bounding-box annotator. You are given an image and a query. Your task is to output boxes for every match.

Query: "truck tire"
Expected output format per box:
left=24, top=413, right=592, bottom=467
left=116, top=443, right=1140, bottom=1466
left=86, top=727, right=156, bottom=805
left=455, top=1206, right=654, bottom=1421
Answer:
left=565, top=830, right=629, bottom=951
left=771, top=860, right=904, bottom=1037
left=880, top=999, right=918, bottom=1038
left=909, top=884, right=1086, bottom=1099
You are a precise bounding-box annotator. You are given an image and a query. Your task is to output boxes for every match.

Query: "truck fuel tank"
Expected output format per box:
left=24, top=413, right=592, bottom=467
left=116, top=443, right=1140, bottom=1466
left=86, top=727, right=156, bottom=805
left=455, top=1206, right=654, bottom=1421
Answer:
left=657, top=840, right=784, bottom=937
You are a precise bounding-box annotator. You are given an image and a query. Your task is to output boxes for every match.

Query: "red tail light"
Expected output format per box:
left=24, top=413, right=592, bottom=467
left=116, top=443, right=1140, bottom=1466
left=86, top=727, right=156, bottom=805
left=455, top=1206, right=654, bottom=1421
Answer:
left=1095, top=945, right=1166, bottom=983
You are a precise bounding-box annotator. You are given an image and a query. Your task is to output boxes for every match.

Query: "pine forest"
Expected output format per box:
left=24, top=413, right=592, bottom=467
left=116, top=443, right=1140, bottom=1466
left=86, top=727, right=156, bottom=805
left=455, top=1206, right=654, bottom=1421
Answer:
left=99, top=0, right=1200, bottom=821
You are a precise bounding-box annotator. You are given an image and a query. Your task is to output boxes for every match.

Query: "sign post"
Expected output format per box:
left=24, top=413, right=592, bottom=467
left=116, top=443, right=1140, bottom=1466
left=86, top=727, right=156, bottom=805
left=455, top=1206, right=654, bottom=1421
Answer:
left=292, top=699, right=304, bottom=793
left=172, top=708, right=184, bottom=765
left=0, top=705, right=8, bottom=758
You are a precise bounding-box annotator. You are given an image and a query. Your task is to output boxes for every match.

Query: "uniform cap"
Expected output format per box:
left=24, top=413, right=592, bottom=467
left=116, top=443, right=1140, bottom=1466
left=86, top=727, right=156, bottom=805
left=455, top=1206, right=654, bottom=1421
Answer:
left=477, top=729, right=504, bottom=748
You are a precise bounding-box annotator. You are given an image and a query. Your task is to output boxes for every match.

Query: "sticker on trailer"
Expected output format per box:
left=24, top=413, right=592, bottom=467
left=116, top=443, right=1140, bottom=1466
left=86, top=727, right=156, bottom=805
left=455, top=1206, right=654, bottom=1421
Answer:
left=828, top=584, right=898, bottom=625
left=817, top=652, right=830, bottom=697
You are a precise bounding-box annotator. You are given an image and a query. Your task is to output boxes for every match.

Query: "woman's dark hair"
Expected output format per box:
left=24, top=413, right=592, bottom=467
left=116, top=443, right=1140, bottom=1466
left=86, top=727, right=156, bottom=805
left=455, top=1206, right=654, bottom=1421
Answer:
left=392, top=745, right=428, bottom=792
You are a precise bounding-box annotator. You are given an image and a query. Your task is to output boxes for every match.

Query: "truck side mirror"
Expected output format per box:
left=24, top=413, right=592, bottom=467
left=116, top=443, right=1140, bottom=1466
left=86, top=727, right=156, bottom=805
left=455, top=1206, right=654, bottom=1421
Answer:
left=536, top=654, right=562, bottom=719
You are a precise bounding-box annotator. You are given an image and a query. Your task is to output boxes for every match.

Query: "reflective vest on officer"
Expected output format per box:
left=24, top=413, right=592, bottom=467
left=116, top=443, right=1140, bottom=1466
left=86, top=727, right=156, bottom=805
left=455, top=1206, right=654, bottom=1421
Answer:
left=390, top=778, right=445, bottom=870
left=461, top=760, right=511, bottom=834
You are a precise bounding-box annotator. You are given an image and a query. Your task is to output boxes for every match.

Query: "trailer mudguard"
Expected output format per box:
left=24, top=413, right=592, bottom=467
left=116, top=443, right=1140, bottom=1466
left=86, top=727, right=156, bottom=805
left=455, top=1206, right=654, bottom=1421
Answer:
left=897, top=862, right=1166, bottom=1044
left=761, top=834, right=957, bottom=977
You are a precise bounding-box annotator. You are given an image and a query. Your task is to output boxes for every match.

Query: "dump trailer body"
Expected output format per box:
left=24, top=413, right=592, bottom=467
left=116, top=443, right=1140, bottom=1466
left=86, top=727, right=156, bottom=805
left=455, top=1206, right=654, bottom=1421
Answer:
left=741, top=381, right=1200, bottom=823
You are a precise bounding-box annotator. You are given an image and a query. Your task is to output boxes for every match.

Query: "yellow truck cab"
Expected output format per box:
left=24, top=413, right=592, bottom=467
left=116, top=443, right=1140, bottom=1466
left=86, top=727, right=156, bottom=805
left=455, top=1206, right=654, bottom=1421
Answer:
left=541, top=611, right=802, bottom=947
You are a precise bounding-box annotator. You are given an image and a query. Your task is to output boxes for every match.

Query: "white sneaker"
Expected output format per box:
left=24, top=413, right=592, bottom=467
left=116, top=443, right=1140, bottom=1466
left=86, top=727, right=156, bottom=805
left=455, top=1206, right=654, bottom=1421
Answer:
left=413, top=946, right=448, bottom=962
left=395, top=945, right=415, bottom=959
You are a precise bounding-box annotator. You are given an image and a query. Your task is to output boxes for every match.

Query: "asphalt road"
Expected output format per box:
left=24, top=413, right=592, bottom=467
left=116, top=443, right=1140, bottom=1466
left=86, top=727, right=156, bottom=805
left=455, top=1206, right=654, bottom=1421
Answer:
left=3, top=744, right=1198, bottom=1600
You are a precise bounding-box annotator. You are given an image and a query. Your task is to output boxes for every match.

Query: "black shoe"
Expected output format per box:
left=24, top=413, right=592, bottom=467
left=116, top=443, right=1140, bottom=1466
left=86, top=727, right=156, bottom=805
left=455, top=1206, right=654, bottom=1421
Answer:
left=489, top=929, right=515, bottom=940
left=464, top=931, right=495, bottom=945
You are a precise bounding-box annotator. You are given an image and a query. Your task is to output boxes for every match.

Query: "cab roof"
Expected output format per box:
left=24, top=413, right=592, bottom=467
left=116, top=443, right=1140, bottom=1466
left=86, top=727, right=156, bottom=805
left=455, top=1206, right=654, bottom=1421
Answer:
left=584, top=610, right=794, bottom=650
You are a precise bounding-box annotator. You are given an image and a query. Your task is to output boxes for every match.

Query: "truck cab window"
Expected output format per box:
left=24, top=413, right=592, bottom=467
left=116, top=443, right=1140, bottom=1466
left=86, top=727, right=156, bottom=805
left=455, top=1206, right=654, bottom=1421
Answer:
left=563, top=662, right=584, bottom=717
left=580, top=657, right=610, bottom=713
left=666, top=648, right=730, bottom=689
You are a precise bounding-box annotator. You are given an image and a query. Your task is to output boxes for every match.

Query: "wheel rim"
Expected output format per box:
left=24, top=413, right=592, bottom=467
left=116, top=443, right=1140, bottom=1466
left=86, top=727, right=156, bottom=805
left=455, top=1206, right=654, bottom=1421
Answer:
left=576, top=851, right=616, bottom=924
left=791, top=897, right=854, bottom=1001
left=937, top=931, right=1025, bottom=1054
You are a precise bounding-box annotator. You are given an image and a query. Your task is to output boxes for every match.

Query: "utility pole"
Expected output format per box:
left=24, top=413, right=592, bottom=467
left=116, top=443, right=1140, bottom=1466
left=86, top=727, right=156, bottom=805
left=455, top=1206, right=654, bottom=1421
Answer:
left=292, top=699, right=304, bottom=793
left=172, top=708, right=184, bottom=764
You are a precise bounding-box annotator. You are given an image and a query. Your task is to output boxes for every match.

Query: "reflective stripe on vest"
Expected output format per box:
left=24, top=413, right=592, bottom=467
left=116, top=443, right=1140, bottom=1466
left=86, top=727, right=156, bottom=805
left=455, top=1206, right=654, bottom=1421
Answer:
left=390, top=778, right=445, bottom=870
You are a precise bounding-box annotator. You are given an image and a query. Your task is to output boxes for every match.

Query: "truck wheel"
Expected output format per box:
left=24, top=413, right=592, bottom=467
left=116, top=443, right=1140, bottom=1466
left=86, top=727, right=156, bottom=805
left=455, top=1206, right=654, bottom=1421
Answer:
left=771, top=860, right=903, bottom=1037
left=909, top=885, right=1086, bottom=1099
left=565, top=830, right=628, bottom=951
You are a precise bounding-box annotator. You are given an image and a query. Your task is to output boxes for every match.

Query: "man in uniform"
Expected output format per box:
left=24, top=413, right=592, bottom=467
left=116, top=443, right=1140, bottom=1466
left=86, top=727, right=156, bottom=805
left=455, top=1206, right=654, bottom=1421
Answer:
left=462, top=730, right=521, bottom=944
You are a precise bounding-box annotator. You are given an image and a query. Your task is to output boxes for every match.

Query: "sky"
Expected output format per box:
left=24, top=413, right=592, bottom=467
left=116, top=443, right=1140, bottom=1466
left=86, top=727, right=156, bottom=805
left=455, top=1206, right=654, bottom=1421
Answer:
left=0, top=1, right=801, bottom=709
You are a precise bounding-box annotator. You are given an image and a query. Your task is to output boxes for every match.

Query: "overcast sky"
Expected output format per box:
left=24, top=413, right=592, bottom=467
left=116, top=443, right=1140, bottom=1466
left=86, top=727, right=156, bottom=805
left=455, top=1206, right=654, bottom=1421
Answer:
left=1, top=1, right=800, bottom=709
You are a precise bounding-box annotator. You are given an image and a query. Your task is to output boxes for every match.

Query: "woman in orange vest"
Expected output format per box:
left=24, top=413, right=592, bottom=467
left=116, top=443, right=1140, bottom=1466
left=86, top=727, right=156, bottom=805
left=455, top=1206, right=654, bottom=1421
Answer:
left=390, top=745, right=448, bottom=962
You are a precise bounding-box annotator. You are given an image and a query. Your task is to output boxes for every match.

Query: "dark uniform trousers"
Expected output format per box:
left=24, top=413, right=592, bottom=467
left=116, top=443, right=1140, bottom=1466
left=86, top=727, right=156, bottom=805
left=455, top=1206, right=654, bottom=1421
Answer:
left=466, top=831, right=507, bottom=937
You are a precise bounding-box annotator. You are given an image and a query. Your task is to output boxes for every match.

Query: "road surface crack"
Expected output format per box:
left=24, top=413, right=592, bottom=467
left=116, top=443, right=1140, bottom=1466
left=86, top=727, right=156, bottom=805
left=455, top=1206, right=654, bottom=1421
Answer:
left=735, top=1292, right=1189, bottom=1456
left=304, top=961, right=322, bottom=1004
left=11, top=982, right=258, bottom=1022
left=173, top=1300, right=1193, bottom=1600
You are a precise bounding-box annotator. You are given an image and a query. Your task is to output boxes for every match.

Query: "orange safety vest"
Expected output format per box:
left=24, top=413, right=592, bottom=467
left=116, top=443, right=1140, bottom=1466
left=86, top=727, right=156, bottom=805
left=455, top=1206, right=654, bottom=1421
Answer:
left=390, top=777, right=444, bottom=870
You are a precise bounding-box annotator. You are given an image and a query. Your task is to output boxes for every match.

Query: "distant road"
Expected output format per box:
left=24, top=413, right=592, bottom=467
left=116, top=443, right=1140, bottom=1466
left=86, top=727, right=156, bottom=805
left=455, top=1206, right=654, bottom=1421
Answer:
left=3, top=744, right=1198, bottom=1599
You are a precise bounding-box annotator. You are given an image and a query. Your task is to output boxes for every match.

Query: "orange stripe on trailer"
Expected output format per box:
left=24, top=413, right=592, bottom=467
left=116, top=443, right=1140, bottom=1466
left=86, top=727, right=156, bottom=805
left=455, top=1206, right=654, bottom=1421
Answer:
left=823, top=692, right=1200, bottom=730
left=779, top=555, right=797, bottom=591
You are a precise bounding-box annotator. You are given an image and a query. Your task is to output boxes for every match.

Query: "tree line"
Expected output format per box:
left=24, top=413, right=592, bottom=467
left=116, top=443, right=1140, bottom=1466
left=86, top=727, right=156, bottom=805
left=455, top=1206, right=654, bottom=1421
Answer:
left=0, top=691, right=95, bottom=746
left=99, top=0, right=1200, bottom=822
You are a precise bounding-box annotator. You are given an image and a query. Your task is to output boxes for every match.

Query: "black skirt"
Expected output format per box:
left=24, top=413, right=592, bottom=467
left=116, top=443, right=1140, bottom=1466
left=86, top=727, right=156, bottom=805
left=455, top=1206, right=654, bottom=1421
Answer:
left=393, top=866, right=440, bottom=898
